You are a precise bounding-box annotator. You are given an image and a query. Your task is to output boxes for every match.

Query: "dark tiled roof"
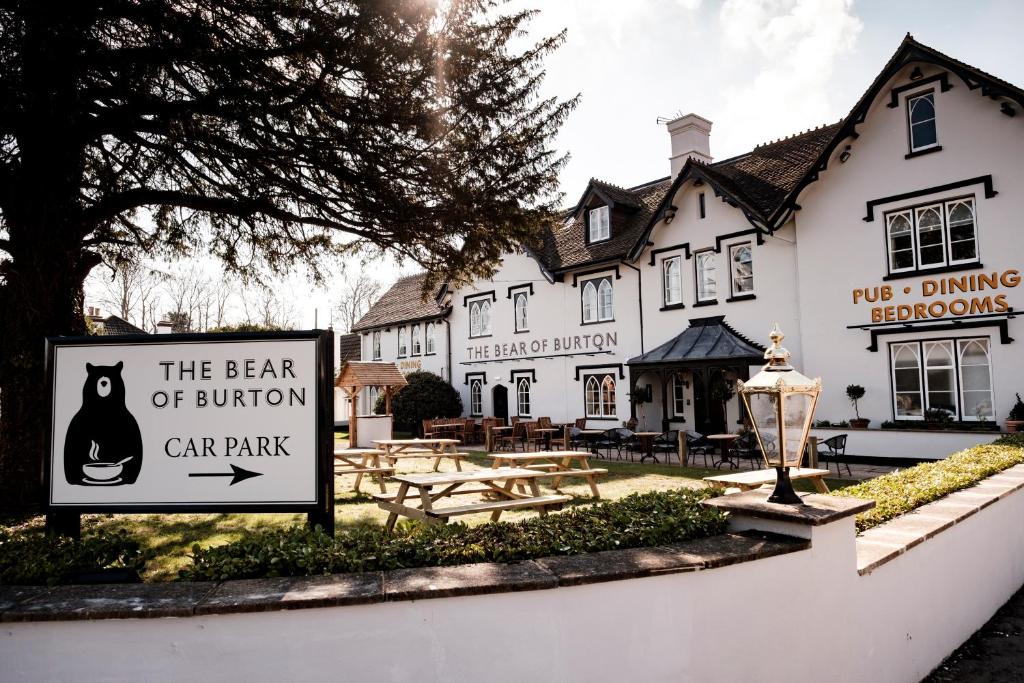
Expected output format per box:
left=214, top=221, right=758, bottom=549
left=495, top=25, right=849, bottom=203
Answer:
left=703, top=123, right=843, bottom=219
left=538, top=178, right=672, bottom=272
left=351, top=273, right=447, bottom=332
left=627, top=316, right=765, bottom=366
left=100, top=315, right=148, bottom=336
left=338, top=333, right=361, bottom=364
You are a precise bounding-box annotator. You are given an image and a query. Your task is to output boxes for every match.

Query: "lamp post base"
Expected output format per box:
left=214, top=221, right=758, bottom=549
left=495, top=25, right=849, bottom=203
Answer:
left=768, top=467, right=804, bottom=505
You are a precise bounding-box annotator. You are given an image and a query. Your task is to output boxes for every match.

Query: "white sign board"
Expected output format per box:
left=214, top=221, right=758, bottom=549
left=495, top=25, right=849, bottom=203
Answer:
left=46, top=333, right=330, bottom=511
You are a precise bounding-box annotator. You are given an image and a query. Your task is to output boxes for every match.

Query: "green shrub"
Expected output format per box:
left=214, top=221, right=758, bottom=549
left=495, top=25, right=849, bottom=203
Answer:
left=833, top=438, right=1024, bottom=533
left=376, top=370, right=463, bottom=435
left=0, top=529, right=145, bottom=585
left=180, top=488, right=728, bottom=581
left=1008, top=393, right=1024, bottom=421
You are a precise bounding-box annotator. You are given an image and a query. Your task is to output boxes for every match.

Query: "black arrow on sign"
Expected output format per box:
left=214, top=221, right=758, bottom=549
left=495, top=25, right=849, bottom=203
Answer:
left=189, top=464, right=263, bottom=486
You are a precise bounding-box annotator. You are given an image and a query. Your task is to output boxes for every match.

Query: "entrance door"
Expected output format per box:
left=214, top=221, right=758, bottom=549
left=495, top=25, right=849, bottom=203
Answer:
left=492, top=385, right=509, bottom=424
left=693, top=369, right=726, bottom=435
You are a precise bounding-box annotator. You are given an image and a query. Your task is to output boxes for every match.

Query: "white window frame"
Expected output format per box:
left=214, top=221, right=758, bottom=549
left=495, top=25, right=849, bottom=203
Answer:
left=584, top=373, right=617, bottom=419
left=516, top=377, right=531, bottom=417
left=397, top=327, right=407, bottom=357
left=695, top=250, right=716, bottom=302
left=923, top=340, right=958, bottom=420
left=581, top=276, right=613, bottom=323
left=728, top=242, right=754, bottom=297
left=907, top=91, right=938, bottom=153
left=514, top=292, right=529, bottom=332
left=411, top=324, right=422, bottom=356
left=425, top=322, right=436, bottom=355
left=888, top=337, right=995, bottom=422
left=883, top=197, right=979, bottom=274
left=372, top=331, right=382, bottom=361
left=915, top=204, right=946, bottom=269
left=469, top=299, right=492, bottom=338
left=589, top=205, right=610, bottom=242
left=672, top=373, right=686, bottom=417
left=469, top=378, right=483, bottom=417
left=663, top=256, right=682, bottom=306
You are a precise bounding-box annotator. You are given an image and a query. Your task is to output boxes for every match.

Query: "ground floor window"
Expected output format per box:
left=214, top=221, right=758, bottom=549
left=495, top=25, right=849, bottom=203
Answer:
left=367, top=386, right=379, bottom=414
left=469, top=378, right=483, bottom=417
left=889, top=337, right=994, bottom=421
left=516, top=377, right=531, bottom=417
left=585, top=373, right=617, bottom=418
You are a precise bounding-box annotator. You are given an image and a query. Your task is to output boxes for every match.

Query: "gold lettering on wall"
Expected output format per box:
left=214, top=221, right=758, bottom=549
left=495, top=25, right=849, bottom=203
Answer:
left=851, top=270, right=1018, bottom=323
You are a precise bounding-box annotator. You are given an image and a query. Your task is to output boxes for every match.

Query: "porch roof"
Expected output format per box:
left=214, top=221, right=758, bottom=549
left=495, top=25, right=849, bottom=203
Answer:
left=627, top=316, right=766, bottom=367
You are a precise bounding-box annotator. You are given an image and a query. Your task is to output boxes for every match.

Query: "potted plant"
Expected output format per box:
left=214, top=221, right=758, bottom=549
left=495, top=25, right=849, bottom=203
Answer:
left=924, top=408, right=954, bottom=430
left=846, top=384, right=870, bottom=428
left=1007, top=393, right=1024, bottom=433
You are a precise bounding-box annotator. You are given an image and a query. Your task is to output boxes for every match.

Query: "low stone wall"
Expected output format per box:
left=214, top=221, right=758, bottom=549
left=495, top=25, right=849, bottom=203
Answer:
left=3, top=467, right=1024, bottom=682
left=814, top=426, right=996, bottom=460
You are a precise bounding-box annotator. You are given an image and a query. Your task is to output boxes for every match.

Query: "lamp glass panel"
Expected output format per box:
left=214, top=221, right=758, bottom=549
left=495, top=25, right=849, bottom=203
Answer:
left=782, top=392, right=814, bottom=467
left=747, top=392, right=781, bottom=466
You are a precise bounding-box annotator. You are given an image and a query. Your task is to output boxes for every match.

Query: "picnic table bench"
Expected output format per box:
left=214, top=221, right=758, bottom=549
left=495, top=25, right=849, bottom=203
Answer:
left=702, top=467, right=831, bottom=494
left=333, top=448, right=395, bottom=494
left=489, top=450, right=607, bottom=499
left=374, top=468, right=571, bottom=532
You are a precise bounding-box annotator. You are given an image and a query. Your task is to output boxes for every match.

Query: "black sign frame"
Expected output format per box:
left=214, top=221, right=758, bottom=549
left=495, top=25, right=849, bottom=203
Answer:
left=43, top=329, right=335, bottom=536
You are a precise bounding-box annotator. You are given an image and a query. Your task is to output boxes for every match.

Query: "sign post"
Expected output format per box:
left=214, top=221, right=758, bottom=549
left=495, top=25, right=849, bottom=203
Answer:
left=43, top=330, right=335, bottom=537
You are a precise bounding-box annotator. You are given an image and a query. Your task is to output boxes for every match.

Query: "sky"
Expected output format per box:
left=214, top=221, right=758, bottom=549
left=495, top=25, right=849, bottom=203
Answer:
left=83, top=0, right=1024, bottom=330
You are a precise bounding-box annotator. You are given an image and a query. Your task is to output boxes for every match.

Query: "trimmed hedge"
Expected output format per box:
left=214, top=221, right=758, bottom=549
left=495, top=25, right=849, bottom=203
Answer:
left=0, top=529, right=145, bottom=586
left=180, top=488, right=727, bottom=581
left=833, top=433, right=1024, bottom=533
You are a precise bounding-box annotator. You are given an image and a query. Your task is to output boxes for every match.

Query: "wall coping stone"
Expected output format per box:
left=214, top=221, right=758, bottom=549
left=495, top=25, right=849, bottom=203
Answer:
left=701, top=490, right=875, bottom=525
left=0, top=530, right=808, bottom=623
left=856, top=462, right=1024, bottom=575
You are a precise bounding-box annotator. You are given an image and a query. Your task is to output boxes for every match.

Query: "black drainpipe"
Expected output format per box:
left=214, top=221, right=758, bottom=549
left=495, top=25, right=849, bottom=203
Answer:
left=444, top=318, right=453, bottom=383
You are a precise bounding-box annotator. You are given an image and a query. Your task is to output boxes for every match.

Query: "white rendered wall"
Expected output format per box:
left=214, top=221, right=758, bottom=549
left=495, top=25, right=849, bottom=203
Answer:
left=813, top=426, right=995, bottom=460
left=7, top=478, right=1024, bottom=683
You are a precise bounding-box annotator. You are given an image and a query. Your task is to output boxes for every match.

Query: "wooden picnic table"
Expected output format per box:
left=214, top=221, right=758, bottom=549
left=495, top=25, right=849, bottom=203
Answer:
left=333, top=448, right=395, bottom=494
left=370, top=438, right=467, bottom=489
left=703, top=467, right=831, bottom=494
left=374, top=467, right=571, bottom=532
left=632, top=431, right=664, bottom=464
left=489, top=450, right=607, bottom=498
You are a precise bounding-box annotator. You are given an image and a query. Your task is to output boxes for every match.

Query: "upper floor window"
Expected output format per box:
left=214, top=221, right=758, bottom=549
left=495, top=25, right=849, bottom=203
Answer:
left=425, top=322, right=436, bottom=354
left=584, top=373, right=617, bottom=418
left=516, top=377, right=531, bottom=417
left=372, top=331, right=382, bottom=360
left=695, top=251, right=716, bottom=302
left=411, top=324, right=422, bottom=355
left=514, top=292, right=529, bottom=332
left=469, top=378, right=483, bottom=416
left=698, top=192, right=706, bottom=219
left=469, top=299, right=491, bottom=337
left=397, top=327, right=407, bottom=357
left=663, top=256, right=682, bottom=306
left=889, top=337, right=994, bottom=421
left=729, top=243, right=754, bottom=296
left=589, top=205, right=610, bottom=242
left=582, top=277, right=614, bottom=323
left=885, top=197, right=977, bottom=274
left=907, top=92, right=937, bottom=153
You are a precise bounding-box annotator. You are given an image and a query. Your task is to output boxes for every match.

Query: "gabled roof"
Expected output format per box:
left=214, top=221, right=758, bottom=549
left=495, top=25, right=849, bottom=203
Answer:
left=338, top=333, right=361, bottom=365
left=100, top=315, right=148, bottom=336
left=627, top=316, right=765, bottom=366
left=538, top=177, right=672, bottom=273
left=351, top=273, right=449, bottom=332
left=335, top=361, right=408, bottom=390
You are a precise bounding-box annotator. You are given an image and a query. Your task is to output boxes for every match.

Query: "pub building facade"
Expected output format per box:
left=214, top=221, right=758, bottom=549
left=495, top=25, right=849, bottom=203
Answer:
left=351, top=36, right=1024, bottom=459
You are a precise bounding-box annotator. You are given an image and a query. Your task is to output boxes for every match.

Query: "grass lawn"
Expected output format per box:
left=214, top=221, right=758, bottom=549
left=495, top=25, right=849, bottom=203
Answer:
left=3, top=442, right=854, bottom=582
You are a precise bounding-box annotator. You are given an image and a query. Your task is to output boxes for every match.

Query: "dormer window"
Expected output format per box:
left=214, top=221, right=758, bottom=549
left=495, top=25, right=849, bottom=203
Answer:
left=907, top=92, right=938, bottom=153
left=588, top=205, right=610, bottom=242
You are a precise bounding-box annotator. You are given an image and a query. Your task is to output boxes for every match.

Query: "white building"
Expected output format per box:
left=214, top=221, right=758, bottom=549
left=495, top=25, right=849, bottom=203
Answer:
left=351, top=36, right=1024, bottom=460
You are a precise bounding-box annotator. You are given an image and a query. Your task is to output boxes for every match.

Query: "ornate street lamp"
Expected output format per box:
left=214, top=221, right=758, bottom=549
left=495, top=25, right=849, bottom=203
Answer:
left=738, top=323, right=821, bottom=505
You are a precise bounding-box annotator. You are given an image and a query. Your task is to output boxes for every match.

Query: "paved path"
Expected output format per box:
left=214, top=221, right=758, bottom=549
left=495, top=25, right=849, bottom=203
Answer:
left=923, top=582, right=1024, bottom=682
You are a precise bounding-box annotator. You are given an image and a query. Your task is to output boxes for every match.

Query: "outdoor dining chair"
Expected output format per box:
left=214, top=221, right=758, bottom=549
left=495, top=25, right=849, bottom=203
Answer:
left=652, top=430, right=681, bottom=464
left=726, top=432, right=762, bottom=470
left=818, top=434, right=851, bottom=476
left=613, top=428, right=638, bottom=461
left=590, top=428, right=621, bottom=459
left=684, top=431, right=714, bottom=467
left=522, top=421, right=546, bottom=452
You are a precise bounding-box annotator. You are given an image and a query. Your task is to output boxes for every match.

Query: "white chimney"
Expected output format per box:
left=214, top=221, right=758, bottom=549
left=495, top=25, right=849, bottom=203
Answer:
left=156, top=320, right=174, bottom=334
left=666, top=113, right=713, bottom=176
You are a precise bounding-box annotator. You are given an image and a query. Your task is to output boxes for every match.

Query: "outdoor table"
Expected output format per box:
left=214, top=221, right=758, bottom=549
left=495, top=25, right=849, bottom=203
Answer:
left=703, top=467, right=831, bottom=494
left=374, top=467, right=571, bottom=531
left=578, top=429, right=605, bottom=455
left=486, top=425, right=514, bottom=452
left=632, top=431, right=664, bottom=464
left=372, top=438, right=465, bottom=474
left=333, top=448, right=395, bottom=494
left=706, top=434, right=740, bottom=469
left=535, top=427, right=561, bottom=451
left=488, top=450, right=607, bottom=498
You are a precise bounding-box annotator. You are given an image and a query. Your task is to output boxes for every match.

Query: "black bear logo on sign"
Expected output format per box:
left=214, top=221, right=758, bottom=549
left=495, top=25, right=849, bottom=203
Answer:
left=64, top=362, right=143, bottom=486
